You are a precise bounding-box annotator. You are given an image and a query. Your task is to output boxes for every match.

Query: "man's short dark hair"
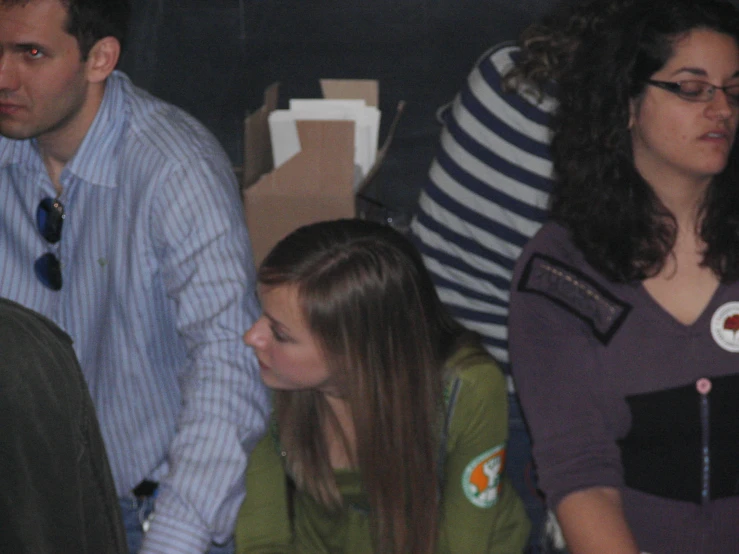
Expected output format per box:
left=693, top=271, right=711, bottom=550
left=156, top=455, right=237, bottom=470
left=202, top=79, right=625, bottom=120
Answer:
left=1, top=0, right=131, bottom=60
left=62, top=0, right=131, bottom=59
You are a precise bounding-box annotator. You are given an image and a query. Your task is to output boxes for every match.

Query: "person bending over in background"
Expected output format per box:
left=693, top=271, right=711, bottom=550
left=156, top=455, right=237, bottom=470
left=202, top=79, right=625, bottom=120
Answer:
left=510, top=0, right=739, bottom=552
left=410, top=1, right=632, bottom=549
left=237, top=218, right=530, bottom=553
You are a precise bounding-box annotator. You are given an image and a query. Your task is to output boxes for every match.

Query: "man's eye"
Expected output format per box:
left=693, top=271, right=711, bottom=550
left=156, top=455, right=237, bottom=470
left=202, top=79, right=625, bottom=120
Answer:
left=27, top=48, right=43, bottom=59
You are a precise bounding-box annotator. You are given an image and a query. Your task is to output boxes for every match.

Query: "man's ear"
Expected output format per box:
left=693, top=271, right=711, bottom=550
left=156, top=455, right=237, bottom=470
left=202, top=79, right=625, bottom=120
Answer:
left=85, top=37, right=120, bottom=83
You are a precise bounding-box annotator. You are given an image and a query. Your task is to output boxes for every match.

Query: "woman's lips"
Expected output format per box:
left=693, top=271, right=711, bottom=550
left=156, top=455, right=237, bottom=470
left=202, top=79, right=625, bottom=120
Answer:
left=701, top=128, right=729, bottom=140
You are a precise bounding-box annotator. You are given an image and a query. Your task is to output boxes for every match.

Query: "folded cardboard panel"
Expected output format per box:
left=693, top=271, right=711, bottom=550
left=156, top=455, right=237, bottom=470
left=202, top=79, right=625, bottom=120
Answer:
left=242, top=80, right=379, bottom=265
left=243, top=120, right=357, bottom=264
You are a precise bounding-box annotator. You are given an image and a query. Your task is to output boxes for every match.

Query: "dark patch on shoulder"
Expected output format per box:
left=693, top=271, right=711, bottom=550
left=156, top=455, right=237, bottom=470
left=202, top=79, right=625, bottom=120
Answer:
left=518, top=254, right=630, bottom=345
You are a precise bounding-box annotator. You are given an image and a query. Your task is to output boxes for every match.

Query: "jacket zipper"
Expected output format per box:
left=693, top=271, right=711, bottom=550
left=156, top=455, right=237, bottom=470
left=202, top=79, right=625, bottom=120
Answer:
left=697, top=377, right=712, bottom=505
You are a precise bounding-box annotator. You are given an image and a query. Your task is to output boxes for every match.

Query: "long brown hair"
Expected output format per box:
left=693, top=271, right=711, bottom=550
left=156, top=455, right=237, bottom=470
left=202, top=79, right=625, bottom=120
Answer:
left=258, top=218, right=465, bottom=554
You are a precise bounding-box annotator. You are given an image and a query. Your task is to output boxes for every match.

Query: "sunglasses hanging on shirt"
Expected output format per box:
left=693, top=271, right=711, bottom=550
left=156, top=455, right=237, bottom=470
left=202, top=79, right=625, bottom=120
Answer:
left=34, top=197, right=65, bottom=291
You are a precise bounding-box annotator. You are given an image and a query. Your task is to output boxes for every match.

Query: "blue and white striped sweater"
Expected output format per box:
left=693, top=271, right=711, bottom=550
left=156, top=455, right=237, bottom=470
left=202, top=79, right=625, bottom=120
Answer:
left=412, top=42, right=556, bottom=371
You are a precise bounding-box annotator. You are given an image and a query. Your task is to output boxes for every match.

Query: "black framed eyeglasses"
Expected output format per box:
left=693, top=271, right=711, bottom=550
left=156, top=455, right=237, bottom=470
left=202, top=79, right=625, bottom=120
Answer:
left=646, top=79, right=739, bottom=106
left=34, top=197, right=65, bottom=291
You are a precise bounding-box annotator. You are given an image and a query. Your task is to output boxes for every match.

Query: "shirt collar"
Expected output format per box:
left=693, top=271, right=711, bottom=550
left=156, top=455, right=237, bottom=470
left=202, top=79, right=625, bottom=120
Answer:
left=0, top=70, right=129, bottom=188
left=65, top=70, right=128, bottom=188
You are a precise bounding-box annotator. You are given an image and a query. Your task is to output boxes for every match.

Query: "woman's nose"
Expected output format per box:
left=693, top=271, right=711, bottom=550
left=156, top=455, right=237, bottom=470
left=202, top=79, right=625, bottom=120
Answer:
left=706, top=87, right=734, bottom=120
left=243, top=317, right=267, bottom=349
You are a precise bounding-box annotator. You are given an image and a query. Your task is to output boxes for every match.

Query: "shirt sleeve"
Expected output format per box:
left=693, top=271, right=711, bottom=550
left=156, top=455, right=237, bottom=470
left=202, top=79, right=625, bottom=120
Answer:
left=235, top=433, right=295, bottom=553
left=437, top=347, right=530, bottom=553
left=508, top=247, right=624, bottom=510
left=139, top=158, right=270, bottom=554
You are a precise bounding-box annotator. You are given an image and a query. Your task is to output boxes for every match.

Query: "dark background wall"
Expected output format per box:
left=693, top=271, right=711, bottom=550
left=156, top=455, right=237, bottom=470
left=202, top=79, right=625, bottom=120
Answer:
left=118, top=1, right=554, bottom=215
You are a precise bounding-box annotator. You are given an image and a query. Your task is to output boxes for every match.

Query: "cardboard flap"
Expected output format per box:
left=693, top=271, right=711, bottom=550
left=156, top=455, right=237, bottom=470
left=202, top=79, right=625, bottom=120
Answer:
left=244, top=120, right=357, bottom=264
left=242, top=79, right=396, bottom=265
left=320, top=79, right=379, bottom=107
left=243, top=82, right=280, bottom=188
left=356, top=100, right=406, bottom=197
left=247, top=120, right=355, bottom=196
left=244, top=194, right=356, bottom=265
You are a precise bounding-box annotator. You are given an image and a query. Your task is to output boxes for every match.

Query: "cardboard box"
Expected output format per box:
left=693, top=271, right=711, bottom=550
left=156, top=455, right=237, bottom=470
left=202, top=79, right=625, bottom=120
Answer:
left=242, top=79, right=403, bottom=265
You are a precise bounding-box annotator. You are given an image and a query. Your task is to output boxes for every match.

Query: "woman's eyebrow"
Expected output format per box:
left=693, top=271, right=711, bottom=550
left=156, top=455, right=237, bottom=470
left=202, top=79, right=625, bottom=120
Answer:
left=669, top=66, right=708, bottom=77
left=264, top=311, right=290, bottom=333
left=263, top=311, right=280, bottom=326
left=669, top=66, right=739, bottom=79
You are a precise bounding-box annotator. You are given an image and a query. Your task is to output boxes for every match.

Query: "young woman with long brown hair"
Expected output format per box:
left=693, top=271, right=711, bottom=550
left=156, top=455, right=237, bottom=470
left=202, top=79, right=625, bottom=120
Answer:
left=235, top=218, right=529, bottom=553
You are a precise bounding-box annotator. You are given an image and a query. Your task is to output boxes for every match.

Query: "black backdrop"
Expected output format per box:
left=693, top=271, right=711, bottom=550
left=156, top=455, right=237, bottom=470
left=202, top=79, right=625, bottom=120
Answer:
left=118, top=1, right=557, bottom=214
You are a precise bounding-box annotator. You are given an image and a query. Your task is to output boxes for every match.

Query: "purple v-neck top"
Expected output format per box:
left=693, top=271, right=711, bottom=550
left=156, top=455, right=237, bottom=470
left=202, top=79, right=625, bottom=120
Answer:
left=509, top=221, right=739, bottom=554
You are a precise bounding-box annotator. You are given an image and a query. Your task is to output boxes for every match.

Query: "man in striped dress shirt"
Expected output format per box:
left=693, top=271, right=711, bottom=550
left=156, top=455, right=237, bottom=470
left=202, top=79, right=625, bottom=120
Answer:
left=0, top=0, right=269, bottom=552
left=410, top=1, right=632, bottom=550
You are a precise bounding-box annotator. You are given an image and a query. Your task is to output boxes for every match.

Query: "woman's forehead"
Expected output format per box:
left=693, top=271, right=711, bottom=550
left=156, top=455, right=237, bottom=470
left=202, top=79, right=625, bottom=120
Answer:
left=658, top=28, right=739, bottom=78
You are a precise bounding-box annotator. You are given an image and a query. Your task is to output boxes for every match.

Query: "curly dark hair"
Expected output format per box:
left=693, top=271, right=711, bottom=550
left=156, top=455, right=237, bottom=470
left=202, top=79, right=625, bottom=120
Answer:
left=551, top=0, right=739, bottom=283
left=503, top=0, right=635, bottom=93
left=0, top=0, right=131, bottom=60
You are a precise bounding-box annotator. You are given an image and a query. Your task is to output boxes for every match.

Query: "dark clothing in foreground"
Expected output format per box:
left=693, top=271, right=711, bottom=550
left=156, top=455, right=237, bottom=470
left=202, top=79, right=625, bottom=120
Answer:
left=0, top=298, right=127, bottom=554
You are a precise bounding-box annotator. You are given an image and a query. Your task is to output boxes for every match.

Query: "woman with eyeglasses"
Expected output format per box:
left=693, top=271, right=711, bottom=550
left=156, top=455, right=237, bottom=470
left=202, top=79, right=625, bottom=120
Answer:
left=235, top=218, right=531, bottom=553
left=508, top=0, right=739, bottom=553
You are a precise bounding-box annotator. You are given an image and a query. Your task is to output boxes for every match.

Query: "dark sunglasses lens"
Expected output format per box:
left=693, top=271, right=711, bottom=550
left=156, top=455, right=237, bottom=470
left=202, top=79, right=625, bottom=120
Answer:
left=37, top=197, right=64, bottom=244
left=34, top=252, right=62, bottom=291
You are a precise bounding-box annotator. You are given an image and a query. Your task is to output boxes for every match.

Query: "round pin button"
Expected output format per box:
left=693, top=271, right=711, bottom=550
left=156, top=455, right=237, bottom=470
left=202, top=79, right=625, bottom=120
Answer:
left=696, top=377, right=712, bottom=395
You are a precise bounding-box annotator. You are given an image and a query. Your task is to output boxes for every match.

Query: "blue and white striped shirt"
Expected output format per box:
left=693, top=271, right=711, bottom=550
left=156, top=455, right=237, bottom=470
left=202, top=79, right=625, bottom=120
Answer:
left=0, top=71, right=270, bottom=553
left=411, top=43, right=556, bottom=372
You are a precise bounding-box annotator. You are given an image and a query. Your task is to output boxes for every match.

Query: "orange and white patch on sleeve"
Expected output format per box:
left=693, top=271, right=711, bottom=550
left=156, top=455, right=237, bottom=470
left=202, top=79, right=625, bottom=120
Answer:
left=461, top=443, right=506, bottom=508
